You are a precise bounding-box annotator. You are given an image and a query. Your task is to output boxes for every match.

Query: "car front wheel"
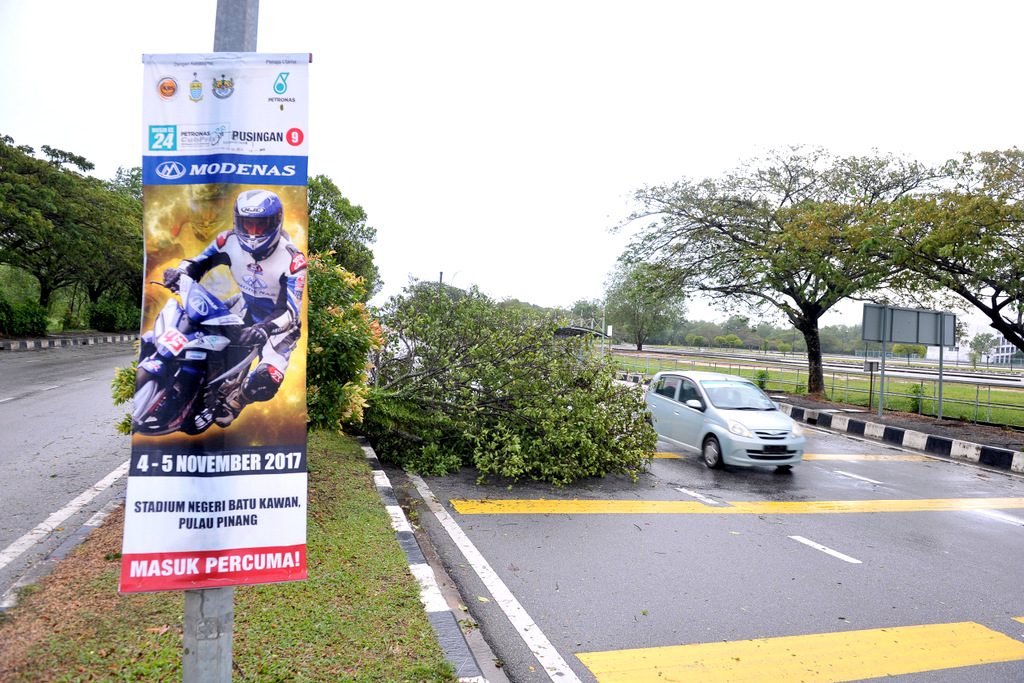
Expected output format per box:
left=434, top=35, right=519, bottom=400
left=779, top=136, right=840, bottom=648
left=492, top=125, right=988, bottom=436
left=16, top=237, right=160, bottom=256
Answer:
left=702, top=435, right=724, bottom=469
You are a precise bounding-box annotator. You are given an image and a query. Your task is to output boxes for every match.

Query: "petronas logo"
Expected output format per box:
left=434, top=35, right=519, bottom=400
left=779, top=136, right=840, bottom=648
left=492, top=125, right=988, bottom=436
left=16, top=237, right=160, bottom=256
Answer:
left=273, top=72, right=289, bottom=95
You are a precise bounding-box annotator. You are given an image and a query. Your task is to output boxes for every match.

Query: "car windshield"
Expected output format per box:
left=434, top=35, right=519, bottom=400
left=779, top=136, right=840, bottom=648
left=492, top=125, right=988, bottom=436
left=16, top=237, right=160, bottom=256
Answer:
left=700, top=380, right=775, bottom=410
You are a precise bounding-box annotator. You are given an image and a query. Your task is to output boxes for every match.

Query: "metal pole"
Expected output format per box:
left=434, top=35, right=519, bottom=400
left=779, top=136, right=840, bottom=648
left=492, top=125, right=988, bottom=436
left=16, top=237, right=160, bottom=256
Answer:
left=938, top=316, right=945, bottom=419
left=183, top=587, right=235, bottom=682
left=868, top=369, right=874, bottom=410
left=184, top=3, right=258, bottom=680
left=878, top=305, right=888, bottom=417
left=214, top=0, right=259, bottom=51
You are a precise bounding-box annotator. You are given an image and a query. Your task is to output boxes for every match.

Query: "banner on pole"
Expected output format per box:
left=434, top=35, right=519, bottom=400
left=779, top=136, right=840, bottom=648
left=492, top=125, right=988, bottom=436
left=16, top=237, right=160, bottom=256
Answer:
left=121, top=53, right=310, bottom=592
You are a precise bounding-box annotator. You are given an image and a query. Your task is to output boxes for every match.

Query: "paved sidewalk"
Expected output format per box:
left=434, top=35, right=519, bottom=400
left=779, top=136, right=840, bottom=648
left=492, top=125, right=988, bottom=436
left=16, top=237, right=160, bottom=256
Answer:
left=0, top=332, right=136, bottom=351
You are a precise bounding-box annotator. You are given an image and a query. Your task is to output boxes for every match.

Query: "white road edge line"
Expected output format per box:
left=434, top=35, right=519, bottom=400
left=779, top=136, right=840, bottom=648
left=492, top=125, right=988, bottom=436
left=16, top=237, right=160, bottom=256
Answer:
left=0, top=397, right=13, bottom=404
left=40, top=385, right=61, bottom=391
left=788, top=535, right=862, bottom=564
left=971, top=509, right=1024, bottom=526
left=0, top=498, right=123, bottom=611
left=833, top=470, right=884, bottom=485
left=674, top=487, right=724, bottom=506
left=0, top=460, right=130, bottom=572
left=408, top=473, right=582, bottom=683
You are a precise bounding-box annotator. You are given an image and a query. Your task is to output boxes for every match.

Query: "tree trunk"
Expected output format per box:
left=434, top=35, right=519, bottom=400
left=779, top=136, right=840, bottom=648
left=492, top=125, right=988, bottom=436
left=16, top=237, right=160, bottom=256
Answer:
left=798, top=320, right=825, bottom=395
left=38, top=280, right=54, bottom=311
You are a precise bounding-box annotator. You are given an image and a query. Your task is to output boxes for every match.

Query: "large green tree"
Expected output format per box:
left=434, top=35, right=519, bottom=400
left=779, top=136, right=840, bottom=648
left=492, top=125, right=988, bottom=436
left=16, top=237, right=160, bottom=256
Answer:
left=605, top=260, right=686, bottom=350
left=888, top=149, right=1024, bottom=353
left=0, top=137, right=142, bottom=310
left=623, top=148, right=932, bottom=394
left=363, top=282, right=654, bottom=486
left=307, top=175, right=380, bottom=298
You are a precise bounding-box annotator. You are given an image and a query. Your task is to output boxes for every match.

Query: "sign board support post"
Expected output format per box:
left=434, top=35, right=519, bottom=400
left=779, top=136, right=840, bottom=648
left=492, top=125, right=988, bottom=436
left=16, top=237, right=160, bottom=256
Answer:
left=182, top=3, right=258, bottom=681
left=183, top=587, right=234, bottom=682
left=878, top=305, right=887, bottom=417
left=938, top=315, right=945, bottom=420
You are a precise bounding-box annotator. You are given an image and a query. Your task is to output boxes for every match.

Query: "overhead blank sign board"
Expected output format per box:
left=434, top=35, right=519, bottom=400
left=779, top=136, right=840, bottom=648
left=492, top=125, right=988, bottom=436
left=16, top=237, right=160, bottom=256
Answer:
left=861, top=304, right=956, bottom=346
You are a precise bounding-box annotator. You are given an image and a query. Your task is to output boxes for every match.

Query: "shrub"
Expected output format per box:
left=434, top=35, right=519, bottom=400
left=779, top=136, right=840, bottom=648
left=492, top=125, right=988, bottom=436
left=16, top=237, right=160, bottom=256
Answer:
left=362, top=284, right=656, bottom=486
left=754, top=369, right=771, bottom=390
left=306, top=254, right=381, bottom=429
left=0, top=294, right=12, bottom=335
left=2, top=300, right=48, bottom=336
left=909, top=382, right=926, bottom=414
left=89, top=298, right=140, bottom=332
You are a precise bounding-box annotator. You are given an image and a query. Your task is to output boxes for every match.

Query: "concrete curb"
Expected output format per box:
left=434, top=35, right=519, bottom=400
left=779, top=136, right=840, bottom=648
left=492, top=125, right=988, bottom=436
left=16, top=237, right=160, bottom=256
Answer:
left=0, top=334, right=136, bottom=351
left=778, top=403, right=1024, bottom=474
left=359, top=438, right=487, bottom=683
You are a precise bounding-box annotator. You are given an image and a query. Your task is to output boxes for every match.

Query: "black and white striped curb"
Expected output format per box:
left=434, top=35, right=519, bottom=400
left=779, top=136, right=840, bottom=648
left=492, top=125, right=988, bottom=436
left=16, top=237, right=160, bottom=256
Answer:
left=0, top=334, right=136, bottom=351
left=779, top=403, right=1024, bottom=474
left=359, top=438, right=487, bottom=683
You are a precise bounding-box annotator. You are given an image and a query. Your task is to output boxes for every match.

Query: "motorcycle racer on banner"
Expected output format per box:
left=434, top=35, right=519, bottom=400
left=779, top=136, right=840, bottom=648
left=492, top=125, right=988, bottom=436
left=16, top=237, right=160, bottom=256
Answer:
left=162, top=188, right=307, bottom=427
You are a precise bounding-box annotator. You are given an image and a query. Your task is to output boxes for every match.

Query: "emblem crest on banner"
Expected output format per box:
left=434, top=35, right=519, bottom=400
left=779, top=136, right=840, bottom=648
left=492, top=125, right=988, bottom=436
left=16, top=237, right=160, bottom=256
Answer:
left=189, top=73, right=203, bottom=102
left=212, top=75, right=234, bottom=99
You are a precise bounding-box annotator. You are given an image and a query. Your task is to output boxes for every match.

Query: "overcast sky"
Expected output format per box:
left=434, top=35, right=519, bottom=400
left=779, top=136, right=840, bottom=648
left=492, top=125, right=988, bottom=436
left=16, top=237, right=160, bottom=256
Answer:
left=2, top=1, right=1021, bottom=327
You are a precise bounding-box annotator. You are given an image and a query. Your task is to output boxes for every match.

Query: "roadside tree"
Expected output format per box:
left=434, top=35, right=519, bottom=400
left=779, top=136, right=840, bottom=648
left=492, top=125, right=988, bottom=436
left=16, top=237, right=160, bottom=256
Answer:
left=887, top=150, right=1024, bottom=356
left=623, top=147, right=931, bottom=394
left=0, top=137, right=142, bottom=315
left=307, top=175, right=380, bottom=299
left=604, top=260, right=686, bottom=351
left=969, top=332, right=997, bottom=368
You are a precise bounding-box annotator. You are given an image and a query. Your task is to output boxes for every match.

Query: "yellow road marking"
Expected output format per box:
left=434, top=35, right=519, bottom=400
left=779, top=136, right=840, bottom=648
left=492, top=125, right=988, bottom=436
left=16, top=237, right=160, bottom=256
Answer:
left=450, top=497, right=1024, bottom=515
left=1015, top=617, right=1024, bottom=624
left=653, top=452, right=683, bottom=459
left=577, top=621, right=1024, bottom=682
left=804, top=453, right=931, bottom=461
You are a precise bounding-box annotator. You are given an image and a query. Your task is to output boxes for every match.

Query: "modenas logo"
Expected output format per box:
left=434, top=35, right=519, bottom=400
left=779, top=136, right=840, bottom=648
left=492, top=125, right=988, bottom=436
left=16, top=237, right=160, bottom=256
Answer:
left=154, top=158, right=298, bottom=181
left=155, top=161, right=186, bottom=180
left=147, top=153, right=306, bottom=185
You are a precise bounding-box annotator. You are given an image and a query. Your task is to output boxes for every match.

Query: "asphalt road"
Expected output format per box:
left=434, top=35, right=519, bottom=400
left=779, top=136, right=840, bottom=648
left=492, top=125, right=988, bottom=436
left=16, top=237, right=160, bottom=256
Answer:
left=394, top=426, right=1024, bottom=682
left=5, top=344, right=1024, bottom=680
left=0, top=343, right=136, bottom=605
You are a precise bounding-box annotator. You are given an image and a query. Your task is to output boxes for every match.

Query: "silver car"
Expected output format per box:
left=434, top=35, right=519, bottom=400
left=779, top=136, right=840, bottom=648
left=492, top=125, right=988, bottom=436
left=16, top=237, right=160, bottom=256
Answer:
left=645, top=370, right=805, bottom=470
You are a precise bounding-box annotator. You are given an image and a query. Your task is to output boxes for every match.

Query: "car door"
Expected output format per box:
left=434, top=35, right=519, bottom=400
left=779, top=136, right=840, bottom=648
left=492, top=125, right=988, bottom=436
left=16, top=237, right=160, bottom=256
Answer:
left=673, top=378, right=706, bottom=449
left=647, top=375, right=681, bottom=438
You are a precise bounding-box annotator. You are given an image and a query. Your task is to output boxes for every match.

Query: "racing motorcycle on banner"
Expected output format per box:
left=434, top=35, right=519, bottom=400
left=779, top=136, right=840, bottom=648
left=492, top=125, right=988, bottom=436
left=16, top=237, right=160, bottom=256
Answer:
left=132, top=273, right=258, bottom=436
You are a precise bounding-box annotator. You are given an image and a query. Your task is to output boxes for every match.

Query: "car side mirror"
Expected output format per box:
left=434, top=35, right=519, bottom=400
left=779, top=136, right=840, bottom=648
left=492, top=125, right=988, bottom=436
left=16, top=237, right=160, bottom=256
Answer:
left=685, top=399, right=704, bottom=411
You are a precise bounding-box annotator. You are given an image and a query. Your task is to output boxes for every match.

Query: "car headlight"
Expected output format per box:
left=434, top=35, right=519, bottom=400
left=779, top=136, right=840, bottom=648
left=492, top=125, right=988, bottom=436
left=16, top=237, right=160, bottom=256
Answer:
left=728, top=420, right=753, bottom=437
left=792, top=422, right=805, bottom=437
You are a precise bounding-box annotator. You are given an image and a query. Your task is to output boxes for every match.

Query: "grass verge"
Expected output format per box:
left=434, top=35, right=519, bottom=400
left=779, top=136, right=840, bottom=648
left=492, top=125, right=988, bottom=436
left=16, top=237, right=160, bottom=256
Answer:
left=0, top=430, right=457, bottom=682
